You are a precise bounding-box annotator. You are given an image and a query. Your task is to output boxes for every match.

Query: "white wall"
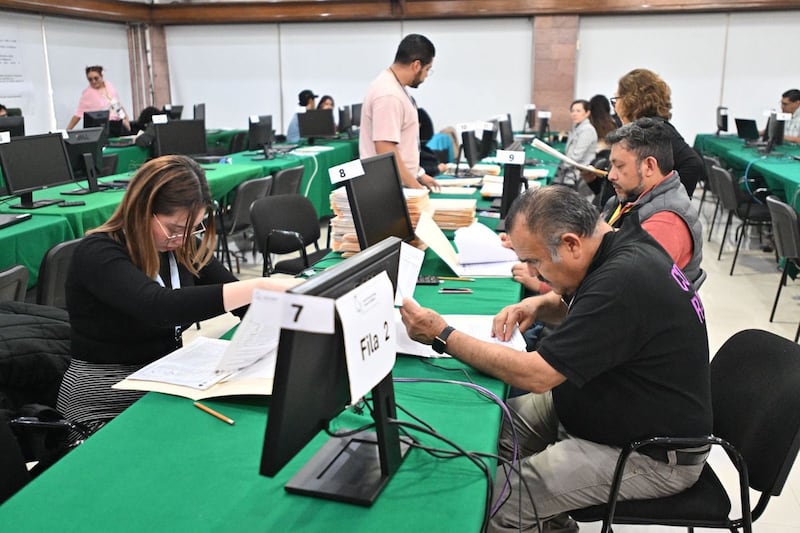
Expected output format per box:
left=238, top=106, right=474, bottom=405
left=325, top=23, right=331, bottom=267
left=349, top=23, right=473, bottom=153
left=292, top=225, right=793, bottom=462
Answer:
left=0, top=12, right=131, bottom=134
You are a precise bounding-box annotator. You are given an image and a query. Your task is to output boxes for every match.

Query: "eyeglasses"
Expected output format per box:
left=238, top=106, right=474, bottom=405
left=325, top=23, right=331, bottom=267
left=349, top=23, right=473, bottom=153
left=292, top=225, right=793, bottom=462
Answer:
left=153, top=214, right=206, bottom=242
left=610, top=97, right=619, bottom=106
left=87, top=76, right=101, bottom=82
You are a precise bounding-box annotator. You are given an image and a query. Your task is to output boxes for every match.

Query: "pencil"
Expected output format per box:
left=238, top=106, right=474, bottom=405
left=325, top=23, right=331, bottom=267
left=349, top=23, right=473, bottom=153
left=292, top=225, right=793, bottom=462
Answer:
left=193, top=401, right=235, bottom=425
left=438, top=276, right=475, bottom=282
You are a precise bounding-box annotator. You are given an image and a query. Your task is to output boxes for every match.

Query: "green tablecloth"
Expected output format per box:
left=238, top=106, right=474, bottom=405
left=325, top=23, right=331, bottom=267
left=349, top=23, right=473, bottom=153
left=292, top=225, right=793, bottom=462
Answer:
left=0, top=215, right=75, bottom=288
left=0, top=247, right=520, bottom=532
left=694, top=134, right=800, bottom=209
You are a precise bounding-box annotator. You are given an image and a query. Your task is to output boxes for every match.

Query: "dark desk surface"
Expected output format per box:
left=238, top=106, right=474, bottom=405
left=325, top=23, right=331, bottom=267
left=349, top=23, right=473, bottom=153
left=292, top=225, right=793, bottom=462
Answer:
left=0, top=247, right=519, bottom=531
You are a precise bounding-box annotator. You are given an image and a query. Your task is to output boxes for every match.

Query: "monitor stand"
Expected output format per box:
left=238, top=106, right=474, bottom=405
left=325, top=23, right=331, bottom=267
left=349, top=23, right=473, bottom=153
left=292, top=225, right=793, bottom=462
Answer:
left=283, top=373, right=410, bottom=506
left=10, top=191, right=64, bottom=210
left=61, top=153, right=112, bottom=196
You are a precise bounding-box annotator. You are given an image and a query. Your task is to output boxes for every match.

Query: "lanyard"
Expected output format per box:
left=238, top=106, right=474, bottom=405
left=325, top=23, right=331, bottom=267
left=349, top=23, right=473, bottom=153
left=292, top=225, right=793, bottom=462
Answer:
left=607, top=201, right=636, bottom=227
left=155, top=253, right=182, bottom=346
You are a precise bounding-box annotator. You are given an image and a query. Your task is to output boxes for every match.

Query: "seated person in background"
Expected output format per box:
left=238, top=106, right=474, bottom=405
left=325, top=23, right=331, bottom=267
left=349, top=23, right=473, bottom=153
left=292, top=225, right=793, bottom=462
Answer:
left=400, top=186, right=711, bottom=533
left=418, top=108, right=447, bottom=177
left=613, top=68, right=705, bottom=197
left=588, top=94, right=618, bottom=153
left=781, top=89, right=800, bottom=144
left=57, top=155, right=298, bottom=440
left=286, top=89, right=317, bottom=143
left=0, top=104, right=7, bottom=117
left=130, top=105, right=160, bottom=135
left=317, top=95, right=335, bottom=110
left=552, top=99, right=597, bottom=187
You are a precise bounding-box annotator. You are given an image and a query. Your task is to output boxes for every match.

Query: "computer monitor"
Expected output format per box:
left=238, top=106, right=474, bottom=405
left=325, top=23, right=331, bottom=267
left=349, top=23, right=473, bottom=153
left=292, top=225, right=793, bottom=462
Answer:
left=298, top=109, right=336, bottom=144
left=537, top=112, right=551, bottom=140
left=716, top=106, right=728, bottom=135
left=764, top=113, right=785, bottom=154
left=345, top=152, right=415, bottom=250
left=524, top=105, right=536, bottom=132
left=83, top=110, right=109, bottom=129
left=193, top=103, right=205, bottom=121
left=734, top=118, right=760, bottom=141
left=351, top=103, right=362, bottom=127
left=338, top=106, right=353, bottom=137
left=498, top=116, right=514, bottom=149
left=162, top=105, right=183, bottom=120
left=500, top=162, right=526, bottom=227
left=0, top=133, right=74, bottom=209
left=152, top=119, right=207, bottom=157
left=478, top=126, right=496, bottom=159
left=247, top=115, right=273, bottom=151
left=461, top=129, right=480, bottom=169
left=61, top=127, right=111, bottom=195
left=0, top=116, right=25, bottom=138
left=260, top=236, right=408, bottom=506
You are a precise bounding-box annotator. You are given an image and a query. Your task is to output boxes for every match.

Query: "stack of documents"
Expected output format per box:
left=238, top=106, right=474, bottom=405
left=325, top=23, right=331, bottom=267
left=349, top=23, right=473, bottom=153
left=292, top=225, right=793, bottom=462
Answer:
left=443, top=162, right=501, bottom=177
left=328, top=188, right=361, bottom=256
left=429, top=198, right=476, bottom=229
left=403, top=188, right=431, bottom=229
left=480, top=174, right=545, bottom=198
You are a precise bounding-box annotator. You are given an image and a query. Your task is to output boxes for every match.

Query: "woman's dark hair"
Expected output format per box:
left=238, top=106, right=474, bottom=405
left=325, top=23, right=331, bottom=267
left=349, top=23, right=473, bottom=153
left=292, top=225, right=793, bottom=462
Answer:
left=589, top=94, right=618, bottom=140
left=85, top=65, right=103, bottom=77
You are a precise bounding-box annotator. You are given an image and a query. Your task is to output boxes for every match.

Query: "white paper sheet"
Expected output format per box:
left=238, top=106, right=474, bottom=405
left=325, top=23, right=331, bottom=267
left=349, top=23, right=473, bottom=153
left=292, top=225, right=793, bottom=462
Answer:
left=127, top=337, right=232, bottom=390
left=454, top=222, right=519, bottom=265
left=395, top=242, right=424, bottom=305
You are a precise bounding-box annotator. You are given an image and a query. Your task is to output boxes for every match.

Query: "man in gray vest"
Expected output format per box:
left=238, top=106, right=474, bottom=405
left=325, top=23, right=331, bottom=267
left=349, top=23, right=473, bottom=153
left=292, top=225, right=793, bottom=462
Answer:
left=603, top=116, right=703, bottom=281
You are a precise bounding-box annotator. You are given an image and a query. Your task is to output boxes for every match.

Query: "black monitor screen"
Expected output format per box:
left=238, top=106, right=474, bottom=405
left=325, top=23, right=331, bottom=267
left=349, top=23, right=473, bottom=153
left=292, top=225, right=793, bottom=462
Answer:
left=84, top=110, right=109, bottom=128
left=478, top=127, right=495, bottom=159
left=153, top=119, right=207, bottom=157
left=163, top=105, right=183, bottom=120
left=351, top=103, right=362, bottom=127
left=338, top=107, right=352, bottom=134
left=0, top=116, right=25, bottom=138
left=734, top=118, right=759, bottom=141
left=764, top=113, right=785, bottom=153
left=345, top=152, right=415, bottom=250
left=537, top=115, right=550, bottom=140
left=499, top=116, right=514, bottom=149
left=65, top=127, right=106, bottom=178
left=298, top=109, right=335, bottom=140
left=0, top=133, right=74, bottom=208
left=260, top=236, right=407, bottom=506
left=461, top=130, right=480, bottom=168
left=716, top=106, right=728, bottom=134
left=248, top=115, right=273, bottom=151
left=193, top=103, right=205, bottom=121
left=525, top=107, right=536, bottom=132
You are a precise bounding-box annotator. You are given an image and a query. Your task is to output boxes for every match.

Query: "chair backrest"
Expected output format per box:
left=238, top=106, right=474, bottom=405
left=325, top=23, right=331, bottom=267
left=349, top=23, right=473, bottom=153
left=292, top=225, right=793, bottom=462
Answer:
left=709, top=165, right=741, bottom=211
left=37, top=238, right=83, bottom=308
left=711, top=329, right=800, bottom=495
left=250, top=194, right=321, bottom=254
left=766, top=195, right=800, bottom=260
left=701, top=155, right=720, bottom=193
left=226, top=176, right=273, bottom=234
left=100, top=153, right=119, bottom=177
left=6, top=107, right=22, bottom=117
left=228, top=131, right=247, bottom=154
left=0, top=265, right=29, bottom=302
left=271, top=165, right=304, bottom=196
left=691, top=268, right=707, bottom=291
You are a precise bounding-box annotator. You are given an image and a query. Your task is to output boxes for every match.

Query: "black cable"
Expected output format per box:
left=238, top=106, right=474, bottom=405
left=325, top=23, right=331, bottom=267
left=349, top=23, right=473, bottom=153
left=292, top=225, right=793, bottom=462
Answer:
left=418, top=357, right=476, bottom=383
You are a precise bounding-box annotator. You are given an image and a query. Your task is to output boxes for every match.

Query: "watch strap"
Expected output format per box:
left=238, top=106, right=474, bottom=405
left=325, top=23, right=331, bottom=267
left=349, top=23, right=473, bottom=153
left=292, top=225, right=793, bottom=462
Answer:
left=432, top=325, right=455, bottom=354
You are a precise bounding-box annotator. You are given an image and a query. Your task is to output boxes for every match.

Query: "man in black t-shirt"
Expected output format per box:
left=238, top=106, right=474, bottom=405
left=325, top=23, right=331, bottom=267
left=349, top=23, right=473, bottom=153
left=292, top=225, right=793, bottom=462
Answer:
left=400, top=186, right=711, bottom=533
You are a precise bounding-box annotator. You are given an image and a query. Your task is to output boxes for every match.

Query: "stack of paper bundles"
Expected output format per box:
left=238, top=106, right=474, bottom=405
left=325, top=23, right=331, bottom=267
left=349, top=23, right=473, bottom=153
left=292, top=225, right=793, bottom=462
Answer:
left=429, top=198, right=477, bottom=230
left=480, top=173, right=545, bottom=198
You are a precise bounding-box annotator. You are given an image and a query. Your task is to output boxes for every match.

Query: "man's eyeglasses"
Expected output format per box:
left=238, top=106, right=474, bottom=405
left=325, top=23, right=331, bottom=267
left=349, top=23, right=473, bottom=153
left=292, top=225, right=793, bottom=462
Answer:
left=610, top=97, right=619, bottom=106
left=153, top=214, right=206, bottom=242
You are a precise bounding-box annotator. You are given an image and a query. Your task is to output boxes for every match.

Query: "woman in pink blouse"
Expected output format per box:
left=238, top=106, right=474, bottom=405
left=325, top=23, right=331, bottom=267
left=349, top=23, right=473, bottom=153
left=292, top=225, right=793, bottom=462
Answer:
left=66, top=65, right=131, bottom=131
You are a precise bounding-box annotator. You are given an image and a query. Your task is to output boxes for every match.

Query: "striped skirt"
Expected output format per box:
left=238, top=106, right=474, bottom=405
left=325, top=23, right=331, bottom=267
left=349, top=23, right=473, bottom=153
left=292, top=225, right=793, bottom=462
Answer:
left=57, top=358, right=146, bottom=442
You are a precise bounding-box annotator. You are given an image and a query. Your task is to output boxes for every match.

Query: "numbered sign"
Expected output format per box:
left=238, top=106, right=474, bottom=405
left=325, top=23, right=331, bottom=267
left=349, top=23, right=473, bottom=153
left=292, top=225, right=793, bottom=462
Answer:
left=538, top=111, right=552, bottom=119
left=524, top=103, right=537, bottom=110
left=281, top=293, right=335, bottom=334
left=335, top=271, right=396, bottom=402
left=496, top=150, right=525, bottom=165
left=329, top=158, right=365, bottom=184
left=480, top=121, right=494, bottom=131
left=777, top=112, right=791, bottom=121
left=152, top=114, right=168, bottom=124
left=0, top=131, right=10, bottom=144
left=249, top=114, right=260, bottom=124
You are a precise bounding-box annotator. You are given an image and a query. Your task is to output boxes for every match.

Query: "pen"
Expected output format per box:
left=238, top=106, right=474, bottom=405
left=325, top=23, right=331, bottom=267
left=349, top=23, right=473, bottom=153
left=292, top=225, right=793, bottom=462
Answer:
left=439, top=288, right=473, bottom=294
left=194, top=401, right=235, bottom=425
left=438, top=276, right=475, bottom=282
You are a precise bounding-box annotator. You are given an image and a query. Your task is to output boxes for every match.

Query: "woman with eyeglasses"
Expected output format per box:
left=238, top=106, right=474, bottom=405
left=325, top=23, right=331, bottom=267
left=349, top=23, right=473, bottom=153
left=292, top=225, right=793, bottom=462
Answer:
left=65, top=65, right=131, bottom=132
left=57, top=155, right=299, bottom=439
left=612, top=68, right=705, bottom=197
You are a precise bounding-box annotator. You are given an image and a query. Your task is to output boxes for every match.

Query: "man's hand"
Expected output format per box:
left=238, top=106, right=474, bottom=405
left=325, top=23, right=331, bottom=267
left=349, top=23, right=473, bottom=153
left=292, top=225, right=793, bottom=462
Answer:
left=511, top=262, right=546, bottom=293
left=492, top=299, right=540, bottom=342
left=399, top=297, right=448, bottom=345
left=418, top=173, right=441, bottom=192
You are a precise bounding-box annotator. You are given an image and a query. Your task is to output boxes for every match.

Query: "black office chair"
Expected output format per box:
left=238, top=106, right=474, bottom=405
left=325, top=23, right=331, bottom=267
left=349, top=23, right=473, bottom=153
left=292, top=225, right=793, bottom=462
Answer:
left=36, top=238, right=83, bottom=309
left=216, top=176, right=273, bottom=272
left=711, top=165, right=771, bottom=275
left=0, top=265, right=29, bottom=302
left=701, top=155, right=722, bottom=240
left=0, top=421, right=30, bottom=504
left=6, top=107, right=22, bottom=117
left=100, top=153, right=119, bottom=177
left=571, top=328, right=800, bottom=533
left=765, top=195, right=800, bottom=340
left=270, top=165, right=304, bottom=196
left=250, top=194, right=330, bottom=276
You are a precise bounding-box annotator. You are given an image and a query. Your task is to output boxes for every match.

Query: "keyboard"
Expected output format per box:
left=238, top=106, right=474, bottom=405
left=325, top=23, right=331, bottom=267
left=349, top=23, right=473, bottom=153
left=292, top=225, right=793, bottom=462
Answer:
left=272, top=144, right=299, bottom=154
left=0, top=213, right=32, bottom=230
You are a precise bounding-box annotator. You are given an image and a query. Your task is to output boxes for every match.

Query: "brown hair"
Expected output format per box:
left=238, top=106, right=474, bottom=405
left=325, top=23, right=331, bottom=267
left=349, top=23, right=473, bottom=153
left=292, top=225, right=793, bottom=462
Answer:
left=89, top=155, right=216, bottom=278
left=616, top=68, right=672, bottom=122
left=85, top=65, right=104, bottom=77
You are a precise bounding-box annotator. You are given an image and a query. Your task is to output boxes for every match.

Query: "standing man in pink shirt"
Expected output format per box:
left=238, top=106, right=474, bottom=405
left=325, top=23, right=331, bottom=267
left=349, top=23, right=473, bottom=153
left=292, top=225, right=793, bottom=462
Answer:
left=359, top=34, right=440, bottom=191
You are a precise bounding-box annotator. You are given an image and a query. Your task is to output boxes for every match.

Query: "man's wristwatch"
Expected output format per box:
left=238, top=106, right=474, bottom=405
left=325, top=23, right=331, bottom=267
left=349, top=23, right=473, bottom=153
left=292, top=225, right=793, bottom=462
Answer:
left=432, top=325, right=455, bottom=354
left=417, top=168, right=426, bottom=182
